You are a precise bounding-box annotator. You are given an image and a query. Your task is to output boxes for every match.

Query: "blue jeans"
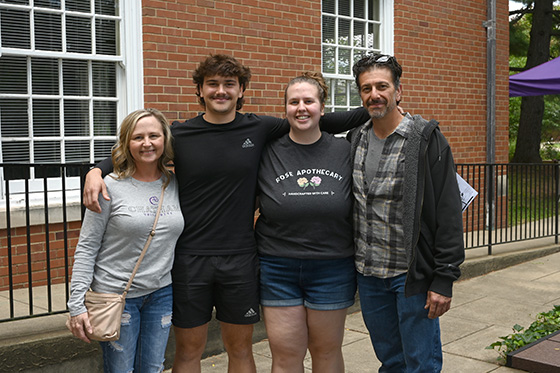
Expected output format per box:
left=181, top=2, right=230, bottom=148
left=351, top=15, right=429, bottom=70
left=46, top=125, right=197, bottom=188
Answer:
left=357, top=273, right=442, bottom=373
left=100, top=284, right=172, bottom=373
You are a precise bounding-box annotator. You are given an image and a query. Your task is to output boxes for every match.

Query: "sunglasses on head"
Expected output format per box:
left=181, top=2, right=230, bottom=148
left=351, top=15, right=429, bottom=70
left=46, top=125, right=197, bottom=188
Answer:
left=371, top=54, right=394, bottom=63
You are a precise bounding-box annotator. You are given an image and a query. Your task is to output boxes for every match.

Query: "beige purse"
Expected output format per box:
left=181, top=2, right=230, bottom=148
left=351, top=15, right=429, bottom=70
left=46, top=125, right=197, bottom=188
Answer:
left=83, top=291, right=126, bottom=341
left=80, top=186, right=165, bottom=342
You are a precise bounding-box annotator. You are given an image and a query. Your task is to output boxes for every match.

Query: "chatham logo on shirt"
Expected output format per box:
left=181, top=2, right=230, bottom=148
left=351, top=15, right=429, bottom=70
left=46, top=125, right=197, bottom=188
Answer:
left=242, top=138, right=255, bottom=148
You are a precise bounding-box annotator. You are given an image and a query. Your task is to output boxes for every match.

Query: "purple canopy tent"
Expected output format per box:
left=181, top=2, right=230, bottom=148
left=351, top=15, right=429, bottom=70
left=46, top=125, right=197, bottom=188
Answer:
left=509, top=56, right=560, bottom=97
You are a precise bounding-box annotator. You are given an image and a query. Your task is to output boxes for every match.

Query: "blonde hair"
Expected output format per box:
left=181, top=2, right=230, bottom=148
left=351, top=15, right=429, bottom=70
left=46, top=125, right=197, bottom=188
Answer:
left=111, top=108, right=174, bottom=187
left=284, top=72, right=329, bottom=106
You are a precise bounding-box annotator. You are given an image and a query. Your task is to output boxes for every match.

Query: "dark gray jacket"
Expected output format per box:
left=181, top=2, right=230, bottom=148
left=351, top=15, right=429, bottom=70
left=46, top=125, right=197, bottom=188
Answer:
left=349, top=115, right=465, bottom=297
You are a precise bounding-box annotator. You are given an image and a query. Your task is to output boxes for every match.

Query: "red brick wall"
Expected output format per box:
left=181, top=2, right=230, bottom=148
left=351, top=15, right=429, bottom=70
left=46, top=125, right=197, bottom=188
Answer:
left=141, top=0, right=323, bottom=123
left=394, top=0, right=510, bottom=164
left=141, top=0, right=510, bottom=165
left=0, top=223, right=80, bottom=291
left=392, top=0, right=510, bottom=228
left=139, top=0, right=511, bottom=240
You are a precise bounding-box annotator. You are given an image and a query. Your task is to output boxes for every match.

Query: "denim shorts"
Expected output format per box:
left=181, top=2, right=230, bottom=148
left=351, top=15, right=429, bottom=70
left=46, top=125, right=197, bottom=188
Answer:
left=260, top=255, right=357, bottom=311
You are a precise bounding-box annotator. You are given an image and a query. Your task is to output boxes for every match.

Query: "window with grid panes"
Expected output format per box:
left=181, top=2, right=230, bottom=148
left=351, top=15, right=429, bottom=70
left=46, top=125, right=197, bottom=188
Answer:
left=0, top=0, right=139, bottom=186
left=322, top=0, right=392, bottom=112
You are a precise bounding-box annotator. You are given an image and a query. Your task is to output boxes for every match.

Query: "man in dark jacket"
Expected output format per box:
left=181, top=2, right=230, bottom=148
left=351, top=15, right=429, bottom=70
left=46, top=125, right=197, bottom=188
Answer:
left=348, top=54, right=464, bottom=372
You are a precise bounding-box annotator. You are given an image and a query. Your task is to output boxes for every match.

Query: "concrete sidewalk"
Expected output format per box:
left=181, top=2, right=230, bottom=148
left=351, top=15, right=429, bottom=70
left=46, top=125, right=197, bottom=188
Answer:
left=194, top=244, right=560, bottom=372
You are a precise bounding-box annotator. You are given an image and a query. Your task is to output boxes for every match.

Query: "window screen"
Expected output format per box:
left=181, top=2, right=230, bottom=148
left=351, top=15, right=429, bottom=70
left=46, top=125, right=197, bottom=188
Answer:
left=322, top=0, right=383, bottom=112
left=0, top=1, right=122, bottom=180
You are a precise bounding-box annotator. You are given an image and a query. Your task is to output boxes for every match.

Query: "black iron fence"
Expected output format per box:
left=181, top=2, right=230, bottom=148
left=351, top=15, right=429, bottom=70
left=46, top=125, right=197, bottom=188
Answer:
left=457, top=162, right=559, bottom=254
left=0, top=163, right=93, bottom=323
left=0, top=162, right=558, bottom=322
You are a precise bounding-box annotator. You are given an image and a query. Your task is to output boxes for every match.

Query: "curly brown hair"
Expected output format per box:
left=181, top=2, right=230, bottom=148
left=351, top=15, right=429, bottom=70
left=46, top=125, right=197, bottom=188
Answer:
left=193, top=54, right=252, bottom=110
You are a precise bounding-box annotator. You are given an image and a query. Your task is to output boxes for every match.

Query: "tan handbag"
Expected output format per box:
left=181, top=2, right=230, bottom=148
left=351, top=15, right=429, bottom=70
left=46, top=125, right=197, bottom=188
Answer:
left=79, top=186, right=165, bottom=342
left=83, top=291, right=126, bottom=341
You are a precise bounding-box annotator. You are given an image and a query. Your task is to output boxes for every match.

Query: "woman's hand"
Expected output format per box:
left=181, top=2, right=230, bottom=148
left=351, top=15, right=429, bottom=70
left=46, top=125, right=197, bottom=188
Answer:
left=66, top=312, right=93, bottom=343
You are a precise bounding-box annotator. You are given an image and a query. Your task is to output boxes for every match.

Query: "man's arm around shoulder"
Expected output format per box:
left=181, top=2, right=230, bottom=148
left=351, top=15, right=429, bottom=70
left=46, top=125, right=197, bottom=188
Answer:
left=83, top=157, right=113, bottom=213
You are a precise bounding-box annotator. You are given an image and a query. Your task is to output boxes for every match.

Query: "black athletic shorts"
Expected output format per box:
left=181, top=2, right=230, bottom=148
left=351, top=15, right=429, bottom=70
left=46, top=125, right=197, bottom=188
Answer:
left=171, top=251, right=260, bottom=328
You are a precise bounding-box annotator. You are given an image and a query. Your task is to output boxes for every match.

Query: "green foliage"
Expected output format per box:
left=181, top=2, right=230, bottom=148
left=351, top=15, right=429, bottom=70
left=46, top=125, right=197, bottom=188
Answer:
left=542, top=96, right=560, bottom=142
left=509, top=6, right=531, bottom=57
left=508, top=97, right=520, bottom=141
left=509, top=55, right=527, bottom=72
left=540, top=140, right=560, bottom=160
left=509, top=1, right=560, bottom=58
left=486, top=305, right=560, bottom=363
left=510, top=95, right=560, bottom=161
left=508, top=57, right=524, bottom=161
left=508, top=2, right=560, bottom=160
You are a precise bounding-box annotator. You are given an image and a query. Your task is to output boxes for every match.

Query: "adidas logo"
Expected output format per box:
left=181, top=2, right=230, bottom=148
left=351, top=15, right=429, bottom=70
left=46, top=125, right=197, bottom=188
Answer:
left=244, top=308, right=257, bottom=318
left=242, top=138, right=255, bottom=148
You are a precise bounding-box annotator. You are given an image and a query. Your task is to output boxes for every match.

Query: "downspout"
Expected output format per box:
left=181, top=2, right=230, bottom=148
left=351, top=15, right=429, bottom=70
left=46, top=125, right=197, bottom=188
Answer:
left=484, top=0, right=496, bottom=164
left=483, top=0, right=497, bottom=254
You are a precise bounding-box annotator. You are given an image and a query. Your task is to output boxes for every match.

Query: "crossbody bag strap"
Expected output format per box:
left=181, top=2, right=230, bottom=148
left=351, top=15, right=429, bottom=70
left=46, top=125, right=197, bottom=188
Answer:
left=122, top=185, right=166, bottom=295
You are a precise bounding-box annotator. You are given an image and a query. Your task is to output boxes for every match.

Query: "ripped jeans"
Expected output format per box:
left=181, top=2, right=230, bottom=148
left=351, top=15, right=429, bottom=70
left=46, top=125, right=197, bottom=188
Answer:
left=100, top=284, right=172, bottom=373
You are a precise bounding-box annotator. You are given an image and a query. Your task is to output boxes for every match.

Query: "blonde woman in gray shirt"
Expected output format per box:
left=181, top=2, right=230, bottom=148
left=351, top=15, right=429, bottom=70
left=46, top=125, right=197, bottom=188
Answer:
left=67, top=109, right=184, bottom=372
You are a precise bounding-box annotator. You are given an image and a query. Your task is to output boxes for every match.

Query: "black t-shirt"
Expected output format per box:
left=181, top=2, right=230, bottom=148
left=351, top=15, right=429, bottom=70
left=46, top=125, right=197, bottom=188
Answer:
left=256, top=133, right=354, bottom=259
left=171, top=112, right=286, bottom=255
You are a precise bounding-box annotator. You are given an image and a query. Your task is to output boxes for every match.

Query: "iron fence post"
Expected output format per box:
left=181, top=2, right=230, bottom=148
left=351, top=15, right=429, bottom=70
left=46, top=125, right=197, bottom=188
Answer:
left=554, top=161, right=560, bottom=245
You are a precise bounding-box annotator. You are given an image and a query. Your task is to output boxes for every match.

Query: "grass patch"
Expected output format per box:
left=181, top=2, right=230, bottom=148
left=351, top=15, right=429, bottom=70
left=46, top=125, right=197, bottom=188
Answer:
left=506, top=166, right=558, bottom=225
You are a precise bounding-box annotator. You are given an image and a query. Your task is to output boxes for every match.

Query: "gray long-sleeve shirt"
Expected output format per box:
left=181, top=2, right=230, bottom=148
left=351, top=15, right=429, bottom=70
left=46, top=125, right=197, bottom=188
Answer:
left=68, top=174, right=183, bottom=316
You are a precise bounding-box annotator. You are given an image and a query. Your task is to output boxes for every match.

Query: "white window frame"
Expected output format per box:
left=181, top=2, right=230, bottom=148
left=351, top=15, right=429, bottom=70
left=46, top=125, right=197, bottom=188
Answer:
left=322, top=0, right=394, bottom=112
left=0, top=1, right=143, bottom=209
